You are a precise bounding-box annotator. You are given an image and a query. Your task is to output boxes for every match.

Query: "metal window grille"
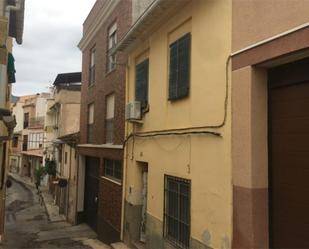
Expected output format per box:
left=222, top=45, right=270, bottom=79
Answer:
left=168, top=33, right=191, bottom=100
left=104, top=159, right=122, bottom=181
left=164, top=175, right=191, bottom=249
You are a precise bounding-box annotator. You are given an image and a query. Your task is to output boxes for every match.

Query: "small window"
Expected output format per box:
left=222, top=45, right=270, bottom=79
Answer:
left=135, top=59, right=149, bottom=108
left=105, top=94, right=115, bottom=144
left=65, top=152, right=68, bottom=164
left=169, top=33, right=191, bottom=100
left=87, top=103, right=95, bottom=143
left=107, top=23, right=117, bottom=73
left=89, top=47, right=96, bottom=85
left=164, top=175, right=191, bottom=249
left=12, top=136, right=18, bottom=148
left=104, top=159, right=122, bottom=182
left=24, top=113, right=29, bottom=128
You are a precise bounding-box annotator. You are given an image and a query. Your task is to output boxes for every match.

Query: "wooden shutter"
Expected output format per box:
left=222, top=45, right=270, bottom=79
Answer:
left=169, top=33, right=191, bottom=100
left=169, top=42, right=179, bottom=100
left=135, top=59, right=149, bottom=108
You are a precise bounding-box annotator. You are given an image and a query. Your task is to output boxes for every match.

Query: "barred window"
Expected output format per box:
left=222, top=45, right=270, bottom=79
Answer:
left=104, top=159, right=122, bottom=182
left=135, top=59, right=149, bottom=108
left=169, top=33, right=191, bottom=100
left=164, top=175, right=191, bottom=248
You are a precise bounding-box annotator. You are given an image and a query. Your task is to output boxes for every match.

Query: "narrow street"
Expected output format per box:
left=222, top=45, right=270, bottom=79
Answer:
left=2, top=177, right=109, bottom=249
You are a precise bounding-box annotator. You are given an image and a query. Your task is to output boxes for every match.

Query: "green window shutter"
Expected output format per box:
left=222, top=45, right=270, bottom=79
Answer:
left=135, top=59, right=149, bottom=108
left=169, top=42, right=178, bottom=100
left=169, top=33, right=191, bottom=100
left=177, top=33, right=191, bottom=98
left=7, top=53, right=16, bottom=84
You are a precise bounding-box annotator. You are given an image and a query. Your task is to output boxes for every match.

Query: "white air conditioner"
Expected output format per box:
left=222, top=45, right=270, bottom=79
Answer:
left=126, top=101, right=142, bottom=121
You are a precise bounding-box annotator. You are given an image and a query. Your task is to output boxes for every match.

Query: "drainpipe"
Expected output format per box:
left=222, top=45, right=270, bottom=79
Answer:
left=0, top=0, right=22, bottom=108
left=120, top=62, right=130, bottom=241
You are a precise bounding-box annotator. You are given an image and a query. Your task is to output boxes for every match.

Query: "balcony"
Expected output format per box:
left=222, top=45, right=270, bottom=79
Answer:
left=29, top=116, right=45, bottom=129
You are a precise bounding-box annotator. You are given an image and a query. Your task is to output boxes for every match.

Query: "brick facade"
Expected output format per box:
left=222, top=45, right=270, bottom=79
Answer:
left=78, top=0, right=132, bottom=243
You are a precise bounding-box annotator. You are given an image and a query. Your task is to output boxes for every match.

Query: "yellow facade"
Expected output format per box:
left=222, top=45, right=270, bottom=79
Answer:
left=124, top=0, right=232, bottom=248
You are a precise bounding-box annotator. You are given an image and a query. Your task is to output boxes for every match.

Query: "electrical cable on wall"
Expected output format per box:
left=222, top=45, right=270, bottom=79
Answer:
left=123, top=55, right=231, bottom=145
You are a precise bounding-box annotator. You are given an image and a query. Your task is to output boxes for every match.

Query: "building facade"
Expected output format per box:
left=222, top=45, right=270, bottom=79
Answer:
left=0, top=0, right=25, bottom=240
left=77, top=0, right=137, bottom=243
left=232, top=1, right=309, bottom=248
left=9, top=95, right=24, bottom=174
left=20, top=93, right=49, bottom=183
left=46, top=72, right=81, bottom=224
left=116, top=0, right=232, bottom=248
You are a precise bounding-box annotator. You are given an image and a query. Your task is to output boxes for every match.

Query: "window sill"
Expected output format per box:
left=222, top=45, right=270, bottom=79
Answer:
left=101, top=176, right=122, bottom=186
left=105, top=68, right=116, bottom=77
left=88, top=83, right=95, bottom=89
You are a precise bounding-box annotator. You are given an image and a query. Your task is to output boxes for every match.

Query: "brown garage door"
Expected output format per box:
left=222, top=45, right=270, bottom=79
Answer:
left=270, top=81, right=309, bottom=248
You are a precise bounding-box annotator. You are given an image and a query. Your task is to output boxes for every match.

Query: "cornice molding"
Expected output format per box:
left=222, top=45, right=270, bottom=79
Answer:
left=78, top=0, right=122, bottom=51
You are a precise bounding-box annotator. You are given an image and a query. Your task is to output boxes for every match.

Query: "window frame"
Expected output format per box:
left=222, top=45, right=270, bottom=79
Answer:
left=89, top=46, right=96, bottom=86
left=164, top=175, right=191, bottom=249
left=87, top=103, right=95, bottom=144
left=103, top=159, right=122, bottom=182
left=12, top=136, right=18, bottom=148
left=106, top=22, right=117, bottom=73
left=168, top=33, right=191, bottom=101
left=105, top=94, right=115, bottom=144
left=135, top=58, right=149, bottom=109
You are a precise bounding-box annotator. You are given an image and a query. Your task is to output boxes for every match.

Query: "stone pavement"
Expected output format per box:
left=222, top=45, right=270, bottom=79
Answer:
left=2, top=173, right=110, bottom=249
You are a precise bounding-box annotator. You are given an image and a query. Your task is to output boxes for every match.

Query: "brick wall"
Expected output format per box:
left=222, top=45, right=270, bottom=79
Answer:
left=80, top=0, right=132, bottom=146
left=79, top=0, right=132, bottom=240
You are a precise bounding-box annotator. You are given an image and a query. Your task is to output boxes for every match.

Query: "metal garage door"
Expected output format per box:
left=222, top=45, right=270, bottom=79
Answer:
left=270, top=75, right=309, bottom=248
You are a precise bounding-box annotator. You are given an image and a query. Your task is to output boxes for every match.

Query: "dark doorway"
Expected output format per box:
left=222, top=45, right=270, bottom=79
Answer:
left=269, top=58, right=309, bottom=248
left=84, top=156, right=100, bottom=231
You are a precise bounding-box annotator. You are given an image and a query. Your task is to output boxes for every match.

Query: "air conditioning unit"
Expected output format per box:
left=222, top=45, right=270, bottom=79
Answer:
left=126, top=101, right=141, bottom=121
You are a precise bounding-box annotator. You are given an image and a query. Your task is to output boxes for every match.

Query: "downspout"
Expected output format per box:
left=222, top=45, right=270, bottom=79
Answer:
left=120, top=62, right=130, bottom=241
left=0, top=0, right=22, bottom=108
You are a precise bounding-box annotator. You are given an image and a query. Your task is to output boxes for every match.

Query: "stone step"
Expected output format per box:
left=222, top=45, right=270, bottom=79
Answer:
left=110, top=242, right=132, bottom=249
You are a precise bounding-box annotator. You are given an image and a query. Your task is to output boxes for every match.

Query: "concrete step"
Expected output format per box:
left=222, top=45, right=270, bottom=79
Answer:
left=110, top=242, right=132, bottom=249
left=133, top=241, right=146, bottom=249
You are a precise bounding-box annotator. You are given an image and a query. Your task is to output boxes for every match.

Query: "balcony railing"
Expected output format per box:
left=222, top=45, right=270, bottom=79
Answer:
left=29, top=116, right=45, bottom=128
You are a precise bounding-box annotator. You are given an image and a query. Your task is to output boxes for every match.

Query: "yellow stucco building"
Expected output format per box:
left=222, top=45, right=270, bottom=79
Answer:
left=115, top=0, right=232, bottom=248
left=0, top=0, right=25, bottom=240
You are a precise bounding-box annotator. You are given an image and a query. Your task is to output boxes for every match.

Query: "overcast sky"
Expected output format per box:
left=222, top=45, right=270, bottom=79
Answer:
left=12, top=0, right=96, bottom=96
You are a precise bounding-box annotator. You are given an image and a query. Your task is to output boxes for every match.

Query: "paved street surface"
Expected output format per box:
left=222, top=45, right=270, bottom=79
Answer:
left=2, top=177, right=110, bottom=249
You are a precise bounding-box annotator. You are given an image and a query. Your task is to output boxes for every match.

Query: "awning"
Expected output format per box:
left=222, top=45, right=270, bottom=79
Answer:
left=7, top=53, right=16, bottom=83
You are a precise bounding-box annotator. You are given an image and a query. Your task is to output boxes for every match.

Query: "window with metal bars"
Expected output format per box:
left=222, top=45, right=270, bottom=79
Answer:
left=164, top=175, right=191, bottom=249
left=168, top=33, right=191, bottom=101
left=103, top=159, right=122, bottom=182
left=135, top=59, right=149, bottom=108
